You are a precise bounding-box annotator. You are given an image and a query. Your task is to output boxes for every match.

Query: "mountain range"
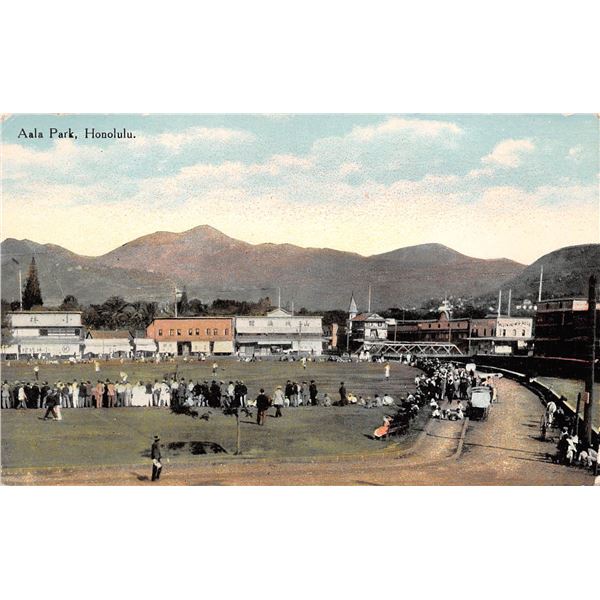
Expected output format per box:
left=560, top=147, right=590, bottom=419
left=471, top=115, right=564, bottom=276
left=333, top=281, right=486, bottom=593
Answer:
left=1, top=225, right=598, bottom=310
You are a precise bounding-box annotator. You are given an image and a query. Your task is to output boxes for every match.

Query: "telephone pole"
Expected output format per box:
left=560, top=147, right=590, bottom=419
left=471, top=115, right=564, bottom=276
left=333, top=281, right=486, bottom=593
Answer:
left=583, top=274, right=597, bottom=447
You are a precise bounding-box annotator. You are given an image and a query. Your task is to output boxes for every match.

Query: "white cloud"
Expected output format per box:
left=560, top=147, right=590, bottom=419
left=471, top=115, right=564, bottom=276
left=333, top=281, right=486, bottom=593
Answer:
left=145, top=126, right=253, bottom=150
left=338, top=162, right=361, bottom=177
left=481, top=138, right=535, bottom=168
left=349, top=117, right=463, bottom=141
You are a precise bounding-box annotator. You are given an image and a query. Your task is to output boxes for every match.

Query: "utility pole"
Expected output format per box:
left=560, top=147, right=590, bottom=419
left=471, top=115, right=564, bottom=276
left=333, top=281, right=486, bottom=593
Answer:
left=368, top=284, right=372, bottom=313
left=507, top=288, right=512, bottom=317
left=583, top=274, right=597, bottom=448
left=497, top=290, right=502, bottom=317
left=573, top=392, right=582, bottom=436
left=234, top=409, right=241, bottom=455
left=538, top=266, right=544, bottom=302
left=174, top=285, right=178, bottom=318
left=278, top=287, right=281, bottom=309
left=18, top=269, right=22, bottom=311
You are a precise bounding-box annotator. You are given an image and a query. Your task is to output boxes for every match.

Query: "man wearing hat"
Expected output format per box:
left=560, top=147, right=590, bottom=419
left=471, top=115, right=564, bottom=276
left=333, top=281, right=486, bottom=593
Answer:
left=151, top=435, right=162, bottom=481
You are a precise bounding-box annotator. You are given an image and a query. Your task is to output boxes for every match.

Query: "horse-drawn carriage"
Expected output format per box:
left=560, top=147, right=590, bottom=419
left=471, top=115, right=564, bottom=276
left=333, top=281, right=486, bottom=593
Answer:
left=467, top=386, right=492, bottom=421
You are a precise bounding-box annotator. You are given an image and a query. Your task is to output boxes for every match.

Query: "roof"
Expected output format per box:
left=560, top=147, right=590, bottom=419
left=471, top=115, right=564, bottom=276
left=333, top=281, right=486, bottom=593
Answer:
left=351, top=312, right=385, bottom=322
left=266, top=307, right=291, bottom=317
left=87, top=330, right=131, bottom=339
left=151, top=316, right=233, bottom=321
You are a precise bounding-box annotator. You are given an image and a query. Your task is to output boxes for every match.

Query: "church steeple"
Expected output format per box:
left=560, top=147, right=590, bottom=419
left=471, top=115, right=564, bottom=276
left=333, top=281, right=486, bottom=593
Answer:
left=348, top=292, right=358, bottom=319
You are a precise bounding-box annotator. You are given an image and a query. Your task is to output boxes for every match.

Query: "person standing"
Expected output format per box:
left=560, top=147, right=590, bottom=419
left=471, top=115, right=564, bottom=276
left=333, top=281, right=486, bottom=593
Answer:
left=272, top=386, right=285, bottom=417
left=16, top=383, right=28, bottom=409
left=256, top=389, right=270, bottom=425
left=384, top=363, right=390, bottom=380
left=212, top=362, right=218, bottom=376
left=151, top=436, right=162, bottom=481
left=33, top=365, right=40, bottom=382
left=106, top=380, right=116, bottom=408
left=95, top=380, right=105, bottom=408
left=339, top=382, right=348, bottom=406
left=1, top=381, right=11, bottom=409
left=309, top=380, right=318, bottom=406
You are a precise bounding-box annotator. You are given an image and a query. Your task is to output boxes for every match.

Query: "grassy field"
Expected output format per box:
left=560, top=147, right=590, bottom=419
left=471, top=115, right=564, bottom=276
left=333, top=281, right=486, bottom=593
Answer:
left=1, top=360, right=425, bottom=470
left=536, top=376, right=599, bottom=430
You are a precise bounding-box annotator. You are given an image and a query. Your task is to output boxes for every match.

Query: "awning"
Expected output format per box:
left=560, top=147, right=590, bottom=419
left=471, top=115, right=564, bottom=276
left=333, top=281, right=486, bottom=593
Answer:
left=191, top=340, right=210, bottom=352
left=213, top=340, right=234, bottom=353
left=84, top=340, right=131, bottom=355
left=0, top=344, right=20, bottom=355
left=19, top=342, right=82, bottom=356
left=158, top=341, right=177, bottom=353
left=134, top=338, right=157, bottom=352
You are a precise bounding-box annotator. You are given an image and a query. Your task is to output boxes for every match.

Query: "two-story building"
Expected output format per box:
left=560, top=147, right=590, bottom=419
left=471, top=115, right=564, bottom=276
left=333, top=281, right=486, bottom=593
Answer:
left=534, top=298, right=600, bottom=359
left=3, top=311, right=84, bottom=358
left=469, top=315, right=534, bottom=355
left=235, top=308, right=323, bottom=356
left=146, top=317, right=234, bottom=356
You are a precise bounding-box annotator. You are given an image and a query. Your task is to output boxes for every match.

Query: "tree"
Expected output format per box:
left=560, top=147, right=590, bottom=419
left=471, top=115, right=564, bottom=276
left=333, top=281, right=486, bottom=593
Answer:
left=188, top=298, right=208, bottom=315
left=60, top=295, right=80, bottom=310
left=22, top=257, right=43, bottom=310
left=1, top=299, right=14, bottom=345
left=178, top=287, right=190, bottom=316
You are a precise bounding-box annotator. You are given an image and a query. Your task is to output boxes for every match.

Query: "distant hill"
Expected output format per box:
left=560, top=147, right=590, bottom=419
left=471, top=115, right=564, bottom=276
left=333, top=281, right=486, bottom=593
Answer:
left=0, top=238, right=167, bottom=307
left=1, top=225, right=531, bottom=310
left=486, top=244, right=600, bottom=303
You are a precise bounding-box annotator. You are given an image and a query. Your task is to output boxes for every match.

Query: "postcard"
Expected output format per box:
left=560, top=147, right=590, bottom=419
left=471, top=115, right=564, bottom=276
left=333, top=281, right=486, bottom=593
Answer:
left=1, top=114, right=598, bottom=485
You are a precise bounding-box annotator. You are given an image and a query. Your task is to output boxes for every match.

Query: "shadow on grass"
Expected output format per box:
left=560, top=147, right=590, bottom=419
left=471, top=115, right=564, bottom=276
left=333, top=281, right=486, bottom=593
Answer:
left=140, top=441, right=228, bottom=458
left=170, top=405, right=212, bottom=420
left=131, top=471, right=149, bottom=481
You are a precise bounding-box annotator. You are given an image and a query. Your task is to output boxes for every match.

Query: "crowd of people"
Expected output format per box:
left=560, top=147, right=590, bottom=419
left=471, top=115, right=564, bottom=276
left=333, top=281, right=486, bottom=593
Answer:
left=410, top=358, right=495, bottom=421
left=553, top=427, right=598, bottom=469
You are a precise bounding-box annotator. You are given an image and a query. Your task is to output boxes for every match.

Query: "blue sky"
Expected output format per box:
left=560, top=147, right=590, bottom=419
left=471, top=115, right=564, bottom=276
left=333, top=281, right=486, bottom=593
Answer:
left=2, top=113, right=598, bottom=263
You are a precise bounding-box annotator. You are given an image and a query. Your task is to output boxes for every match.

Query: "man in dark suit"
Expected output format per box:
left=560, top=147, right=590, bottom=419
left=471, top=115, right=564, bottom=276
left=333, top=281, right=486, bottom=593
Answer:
left=309, top=380, right=318, bottom=406
left=339, top=382, right=348, bottom=406
left=151, top=435, right=162, bottom=481
left=256, top=389, right=270, bottom=426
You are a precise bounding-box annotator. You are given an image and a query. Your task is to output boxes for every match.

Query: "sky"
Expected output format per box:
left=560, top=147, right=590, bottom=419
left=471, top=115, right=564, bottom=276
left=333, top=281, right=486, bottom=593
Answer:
left=1, top=113, right=598, bottom=264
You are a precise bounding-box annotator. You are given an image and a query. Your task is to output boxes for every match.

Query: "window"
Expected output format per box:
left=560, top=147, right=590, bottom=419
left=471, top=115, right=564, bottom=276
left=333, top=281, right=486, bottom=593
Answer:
left=224, top=328, right=229, bottom=335
left=39, top=328, right=48, bottom=336
left=213, top=329, right=218, bottom=335
left=176, top=329, right=181, bottom=336
left=512, top=329, right=516, bottom=336
left=158, top=329, right=163, bottom=336
left=169, top=329, right=174, bottom=336
left=483, top=328, right=487, bottom=336
left=522, top=329, right=526, bottom=336
left=206, top=328, right=211, bottom=335
left=502, top=330, right=506, bottom=337
left=195, top=328, right=200, bottom=335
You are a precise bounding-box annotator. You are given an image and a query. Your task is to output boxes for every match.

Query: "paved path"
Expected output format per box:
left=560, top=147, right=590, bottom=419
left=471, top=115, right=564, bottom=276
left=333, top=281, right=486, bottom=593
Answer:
left=2, top=378, right=595, bottom=485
